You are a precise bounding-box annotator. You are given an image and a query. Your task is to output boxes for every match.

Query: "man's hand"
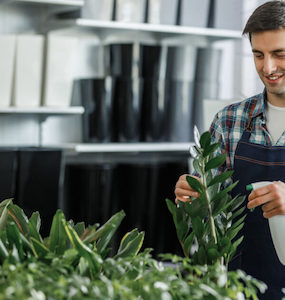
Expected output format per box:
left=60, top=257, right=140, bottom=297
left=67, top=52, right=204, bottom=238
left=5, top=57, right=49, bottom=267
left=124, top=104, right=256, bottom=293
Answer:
left=247, top=181, right=285, bottom=218
left=174, top=174, right=200, bottom=204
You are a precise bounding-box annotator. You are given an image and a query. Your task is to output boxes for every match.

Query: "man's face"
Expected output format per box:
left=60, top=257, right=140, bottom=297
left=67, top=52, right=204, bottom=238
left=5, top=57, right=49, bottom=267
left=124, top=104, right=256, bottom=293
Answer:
left=252, top=28, right=285, bottom=103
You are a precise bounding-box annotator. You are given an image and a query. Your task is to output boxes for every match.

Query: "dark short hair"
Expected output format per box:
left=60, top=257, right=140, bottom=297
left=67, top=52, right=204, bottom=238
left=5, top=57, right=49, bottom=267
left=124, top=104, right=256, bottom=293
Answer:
left=243, top=0, right=285, bottom=41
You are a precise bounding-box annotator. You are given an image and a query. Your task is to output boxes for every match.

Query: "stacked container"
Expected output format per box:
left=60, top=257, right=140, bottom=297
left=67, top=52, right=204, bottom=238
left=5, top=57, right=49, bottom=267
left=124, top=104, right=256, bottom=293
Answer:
left=165, top=45, right=197, bottom=142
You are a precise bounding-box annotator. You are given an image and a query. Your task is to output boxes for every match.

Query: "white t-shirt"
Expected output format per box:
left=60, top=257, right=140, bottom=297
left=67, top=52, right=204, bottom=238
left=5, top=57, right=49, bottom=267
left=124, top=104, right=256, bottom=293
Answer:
left=266, top=101, right=285, bottom=144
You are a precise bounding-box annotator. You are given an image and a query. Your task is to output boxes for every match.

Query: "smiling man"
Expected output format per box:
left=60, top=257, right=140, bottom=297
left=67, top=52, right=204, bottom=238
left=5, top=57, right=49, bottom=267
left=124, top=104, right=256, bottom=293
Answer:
left=175, top=1, right=285, bottom=299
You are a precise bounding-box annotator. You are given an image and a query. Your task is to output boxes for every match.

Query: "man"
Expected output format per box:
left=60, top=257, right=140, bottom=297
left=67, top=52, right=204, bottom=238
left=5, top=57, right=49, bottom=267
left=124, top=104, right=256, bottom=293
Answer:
left=175, top=1, right=285, bottom=299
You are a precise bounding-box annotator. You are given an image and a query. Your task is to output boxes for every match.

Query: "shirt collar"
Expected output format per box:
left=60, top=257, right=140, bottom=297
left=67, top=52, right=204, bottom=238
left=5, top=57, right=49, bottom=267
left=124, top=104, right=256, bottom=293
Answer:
left=251, top=88, right=267, bottom=120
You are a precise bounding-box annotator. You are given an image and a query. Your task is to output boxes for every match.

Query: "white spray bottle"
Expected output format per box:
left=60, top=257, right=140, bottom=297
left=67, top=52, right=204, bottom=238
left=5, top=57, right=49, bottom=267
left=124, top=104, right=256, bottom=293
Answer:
left=246, top=181, right=285, bottom=265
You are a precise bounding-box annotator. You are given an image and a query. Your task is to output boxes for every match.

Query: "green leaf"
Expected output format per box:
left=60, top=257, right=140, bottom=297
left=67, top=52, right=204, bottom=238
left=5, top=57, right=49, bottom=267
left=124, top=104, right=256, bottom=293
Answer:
left=226, top=223, right=244, bottom=241
left=64, top=221, right=103, bottom=276
left=203, top=142, right=220, bottom=157
left=0, top=239, right=8, bottom=261
left=183, top=231, right=195, bottom=256
left=90, top=210, right=125, bottom=254
left=184, top=198, right=208, bottom=219
left=19, top=233, right=33, bottom=254
left=29, top=212, right=41, bottom=232
left=48, top=210, right=69, bottom=255
left=115, top=229, right=144, bottom=258
left=166, top=200, right=190, bottom=241
left=207, top=247, right=220, bottom=262
left=212, top=196, right=228, bottom=217
left=207, top=171, right=234, bottom=187
left=218, top=237, right=231, bottom=255
left=78, top=257, right=89, bottom=276
left=211, top=181, right=239, bottom=203
left=83, top=211, right=125, bottom=245
left=205, top=154, right=226, bottom=172
left=117, top=228, right=139, bottom=253
left=207, top=183, right=220, bottom=203
left=166, top=199, right=177, bottom=217
left=186, top=176, right=204, bottom=194
left=7, top=204, right=29, bottom=235
left=28, top=212, right=42, bottom=243
left=229, top=206, right=246, bottom=222
left=200, top=131, right=211, bottom=149
left=62, top=248, right=79, bottom=265
left=229, top=236, right=244, bottom=260
left=227, top=194, right=245, bottom=213
left=192, top=217, right=204, bottom=241
left=30, top=237, right=49, bottom=258
left=0, top=199, right=12, bottom=210
left=6, top=222, right=24, bottom=261
left=231, top=214, right=246, bottom=230
left=197, top=245, right=207, bottom=265
left=0, top=201, right=10, bottom=231
left=193, top=158, right=202, bottom=174
left=74, top=222, right=86, bottom=238
left=176, top=218, right=189, bottom=242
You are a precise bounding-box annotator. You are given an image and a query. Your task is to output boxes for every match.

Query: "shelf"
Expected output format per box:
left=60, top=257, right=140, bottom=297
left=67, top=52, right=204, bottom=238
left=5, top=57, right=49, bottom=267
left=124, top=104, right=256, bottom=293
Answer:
left=2, top=0, right=83, bottom=6
left=49, top=19, right=242, bottom=42
left=0, top=106, right=84, bottom=115
left=57, top=142, right=193, bottom=153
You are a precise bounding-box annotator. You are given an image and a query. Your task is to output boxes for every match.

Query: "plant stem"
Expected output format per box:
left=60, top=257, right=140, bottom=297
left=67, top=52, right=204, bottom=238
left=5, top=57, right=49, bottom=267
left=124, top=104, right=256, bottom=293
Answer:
left=201, top=161, right=217, bottom=245
left=180, top=241, right=189, bottom=259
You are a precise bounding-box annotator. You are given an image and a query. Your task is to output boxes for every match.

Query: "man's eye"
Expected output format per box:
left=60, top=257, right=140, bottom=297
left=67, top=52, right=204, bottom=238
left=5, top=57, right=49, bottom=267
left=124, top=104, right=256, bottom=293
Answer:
left=254, top=54, right=263, bottom=59
left=276, top=53, right=285, bottom=58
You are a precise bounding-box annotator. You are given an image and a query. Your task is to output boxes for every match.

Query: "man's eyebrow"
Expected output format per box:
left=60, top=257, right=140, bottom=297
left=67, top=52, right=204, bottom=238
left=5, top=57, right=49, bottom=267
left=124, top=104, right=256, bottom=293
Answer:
left=272, top=49, right=285, bottom=53
left=252, top=49, right=262, bottom=53
left=251, top=48, right=285, bottom=53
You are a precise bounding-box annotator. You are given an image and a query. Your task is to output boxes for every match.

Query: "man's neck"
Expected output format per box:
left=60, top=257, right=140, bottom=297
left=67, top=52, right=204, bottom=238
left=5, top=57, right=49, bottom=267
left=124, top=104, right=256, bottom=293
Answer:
left=266, top=92, right=285, bottom=107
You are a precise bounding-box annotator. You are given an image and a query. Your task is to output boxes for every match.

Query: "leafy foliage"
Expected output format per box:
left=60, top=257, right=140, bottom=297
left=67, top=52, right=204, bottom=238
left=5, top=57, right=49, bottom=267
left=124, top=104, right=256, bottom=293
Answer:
left=0, top=199, right=142, bottom=273
left=166, top=130, right=248, bottom=268
left=0, top=129, right=267, bottom=299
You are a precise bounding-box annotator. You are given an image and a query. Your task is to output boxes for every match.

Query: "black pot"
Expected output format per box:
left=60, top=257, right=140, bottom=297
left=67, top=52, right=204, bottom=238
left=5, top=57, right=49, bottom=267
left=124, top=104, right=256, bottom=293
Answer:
left=0, top=148, right=18, bottom=201
left=80, top=78, right=113, bottom=143
left=15, top=148, right=62, bottom=237
left=140, top=79, right=170, bottom=142
left=112, top=76, right=142, bottom=142
left=106, top=43, right=134, bottom=77
left=139, top=44, right=162, bottom=79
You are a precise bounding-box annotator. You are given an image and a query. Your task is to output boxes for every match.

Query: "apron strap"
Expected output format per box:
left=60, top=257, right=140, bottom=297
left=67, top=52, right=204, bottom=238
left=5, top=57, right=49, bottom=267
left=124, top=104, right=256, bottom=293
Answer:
left=245, top=101, right=258, bottom=132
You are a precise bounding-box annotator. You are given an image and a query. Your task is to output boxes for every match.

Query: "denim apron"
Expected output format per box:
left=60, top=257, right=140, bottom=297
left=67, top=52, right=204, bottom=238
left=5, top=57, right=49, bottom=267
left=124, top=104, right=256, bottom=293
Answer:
left=229, top=113, right=285, bottom=299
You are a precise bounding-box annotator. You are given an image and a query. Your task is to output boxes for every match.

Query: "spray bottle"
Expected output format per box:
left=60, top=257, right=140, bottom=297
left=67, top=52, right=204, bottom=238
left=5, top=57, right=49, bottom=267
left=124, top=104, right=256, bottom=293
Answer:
left=246, top=181, right=285, bottom=265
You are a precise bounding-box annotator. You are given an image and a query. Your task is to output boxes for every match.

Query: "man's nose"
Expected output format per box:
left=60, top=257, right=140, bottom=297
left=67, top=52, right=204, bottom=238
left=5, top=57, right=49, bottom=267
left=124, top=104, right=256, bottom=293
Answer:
left=263, top=57, right=277, bottom=75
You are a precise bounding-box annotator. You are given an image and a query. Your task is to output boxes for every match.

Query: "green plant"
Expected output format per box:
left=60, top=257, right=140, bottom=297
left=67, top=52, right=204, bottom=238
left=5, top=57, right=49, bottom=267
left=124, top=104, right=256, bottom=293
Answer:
left=0, top=128, right=268, bottom=299
left=0, top=199, right=144, bottom=278
left=0, top=198, right=266, bottom=299
left=166, top=129, right=247, bottom=268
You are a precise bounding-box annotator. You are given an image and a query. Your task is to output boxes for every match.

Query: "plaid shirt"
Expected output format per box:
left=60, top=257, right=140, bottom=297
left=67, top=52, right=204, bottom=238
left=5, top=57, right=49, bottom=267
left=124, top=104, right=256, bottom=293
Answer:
left=209, top=90, right=284, bottom=175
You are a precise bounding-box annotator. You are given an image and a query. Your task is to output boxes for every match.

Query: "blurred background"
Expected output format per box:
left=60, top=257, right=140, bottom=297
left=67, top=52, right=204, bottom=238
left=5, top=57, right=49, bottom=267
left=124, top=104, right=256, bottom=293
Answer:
left=0, top=0, right=267, bottom=256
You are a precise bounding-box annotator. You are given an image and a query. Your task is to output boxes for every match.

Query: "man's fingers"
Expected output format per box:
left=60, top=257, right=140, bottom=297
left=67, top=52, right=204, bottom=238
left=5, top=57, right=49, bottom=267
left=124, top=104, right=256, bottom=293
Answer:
left=248, top=194, right=272, bottom=209
left=263, top=207, right=281, bottom=219
left=175, top=180, right=193, bottom=190
left=175, top=187, right=199, bottom=199
left=248, top=182, right=278, bottom=201
left=175, top=197, right=190, bottom=204
left=262, top=201, right=277, bottom=213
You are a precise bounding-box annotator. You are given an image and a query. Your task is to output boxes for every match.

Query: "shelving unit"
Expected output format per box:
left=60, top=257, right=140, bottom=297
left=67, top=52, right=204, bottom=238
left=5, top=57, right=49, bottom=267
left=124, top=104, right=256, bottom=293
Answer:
left=49, top=18, right=242, bottom=43
left=60, top=142, right=192, bottom=153
left=0, top=106, right=84, bottom=115
left=44, top=19, right=242, bottom=153
left=1, top=0, right=83, bottom=7
left=0, top=0, right=242, bottom=153
left=59, top=142, right=193, bottom=164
